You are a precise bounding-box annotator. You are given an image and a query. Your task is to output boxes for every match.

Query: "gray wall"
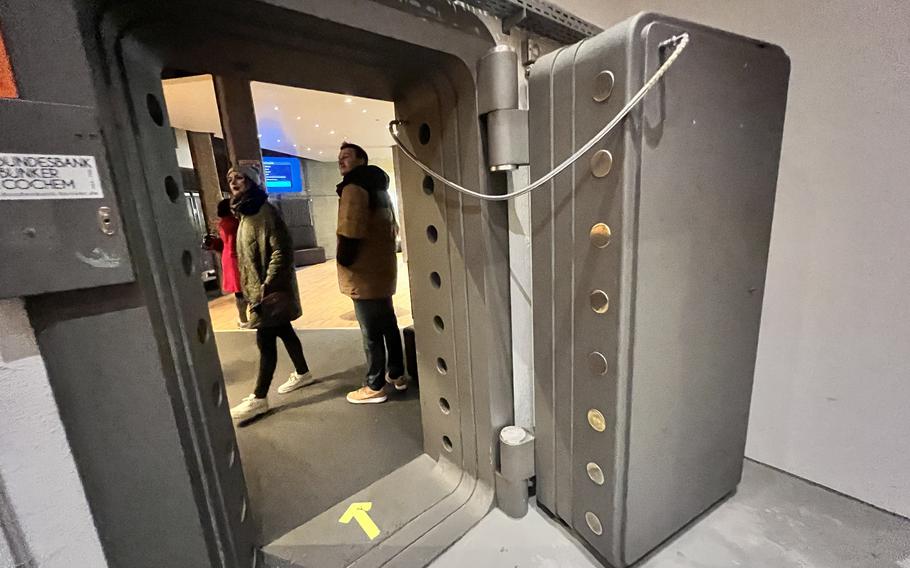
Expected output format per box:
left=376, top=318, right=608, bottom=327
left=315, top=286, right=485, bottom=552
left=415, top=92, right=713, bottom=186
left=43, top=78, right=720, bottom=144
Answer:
left=553, top=0, right=910, bottom=517
left=304, top=149, right=400, bottom=260
left=304, top=158, right=342, bottom=258
left=0, top=300, right=108, bottom=567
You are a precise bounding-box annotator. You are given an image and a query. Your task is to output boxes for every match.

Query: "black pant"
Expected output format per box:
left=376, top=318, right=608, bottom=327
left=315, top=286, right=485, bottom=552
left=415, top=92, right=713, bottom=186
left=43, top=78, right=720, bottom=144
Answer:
left=353, top=298, right=404, bottom=390
left=254, top=321, right=309, bottom=398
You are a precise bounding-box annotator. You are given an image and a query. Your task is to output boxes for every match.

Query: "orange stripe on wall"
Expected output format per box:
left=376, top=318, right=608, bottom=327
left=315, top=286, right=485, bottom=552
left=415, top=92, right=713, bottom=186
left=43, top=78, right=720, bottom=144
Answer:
left=0, top=22, right=18, bottom=99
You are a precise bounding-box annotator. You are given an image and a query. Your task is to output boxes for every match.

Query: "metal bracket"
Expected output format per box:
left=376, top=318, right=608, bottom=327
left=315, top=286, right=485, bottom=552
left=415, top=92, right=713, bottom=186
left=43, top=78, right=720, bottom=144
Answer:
left=502, top=7, right=527, bottom=35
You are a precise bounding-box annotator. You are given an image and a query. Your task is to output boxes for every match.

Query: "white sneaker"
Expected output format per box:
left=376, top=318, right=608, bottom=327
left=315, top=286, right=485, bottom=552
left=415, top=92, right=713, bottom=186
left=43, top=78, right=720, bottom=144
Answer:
left=230, top=394, right=268, bottom=420
left=277, top=371, right=313, bottom=394
left=385, top=374, right=409, bottom=391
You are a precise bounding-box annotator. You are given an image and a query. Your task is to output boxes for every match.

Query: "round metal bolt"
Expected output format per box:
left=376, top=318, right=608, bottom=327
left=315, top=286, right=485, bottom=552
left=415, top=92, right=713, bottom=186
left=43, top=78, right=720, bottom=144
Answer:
left=590, top=290, right=610, bottom=314
left=593, top=70, right=615, bottom=103
left=586, top=462, right=605, bottom=485
left=588, top=352, right=609, bottom=376
left=591, top=150, right=613, bottom=178
left=587, top=409, right=607, bottom=432
left=590, top=223, right=612, bottom=248
left=585, top=511, right=604, bottom=535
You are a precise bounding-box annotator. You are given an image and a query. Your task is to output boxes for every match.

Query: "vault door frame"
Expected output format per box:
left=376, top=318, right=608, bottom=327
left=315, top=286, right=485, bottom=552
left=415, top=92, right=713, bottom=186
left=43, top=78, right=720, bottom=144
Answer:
left=25, top=1, right=514, bottom=567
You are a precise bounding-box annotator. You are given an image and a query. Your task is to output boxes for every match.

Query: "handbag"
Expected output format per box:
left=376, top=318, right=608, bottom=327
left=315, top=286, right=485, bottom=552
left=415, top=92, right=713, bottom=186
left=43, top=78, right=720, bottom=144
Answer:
left=252, top=282, right=298, bottom=326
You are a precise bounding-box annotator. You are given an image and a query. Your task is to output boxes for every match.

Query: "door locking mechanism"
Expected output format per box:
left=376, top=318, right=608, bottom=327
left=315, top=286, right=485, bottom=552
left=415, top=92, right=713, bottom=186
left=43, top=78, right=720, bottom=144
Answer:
left=97, top=206, right=116, bottom=235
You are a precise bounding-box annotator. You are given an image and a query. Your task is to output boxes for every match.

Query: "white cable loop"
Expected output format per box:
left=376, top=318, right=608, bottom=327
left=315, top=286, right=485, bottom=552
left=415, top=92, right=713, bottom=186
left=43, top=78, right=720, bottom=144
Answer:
left=388, top=33, right=690, bottom=202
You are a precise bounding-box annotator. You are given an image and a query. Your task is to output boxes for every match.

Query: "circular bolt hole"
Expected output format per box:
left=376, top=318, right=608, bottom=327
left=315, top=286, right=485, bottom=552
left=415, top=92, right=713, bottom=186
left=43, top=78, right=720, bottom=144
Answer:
left=590, top=290, right=610, bottom=314
left=426, top=225, right=438, bottom=243
left=197, top=319, right=209, bottom=343
left=419, top=123, right=431, bottom=145
left=442, top=435, right=453, bottom=452
left=433, top=315, right=445, bottom=332
left=587, top=409, right=607, bottom=432
left=436, top=357, right=448, bottom=375
left=165, top=176, right=180, bottom=203
left=181, top=250, right=194, bottom=276
left=213, top=381, right=224, bottom=407
left=585, top=511, right=604, bottom=536
left=422, top=175, right=435, bottom=195
left=590, top=223, right=612, bottom=248
left=593, top=70, right=615, bottom=103
left=147, top=93, right=164, bottom=126
left=430, top=272, right=442, bottom=289
left=588, top=352, right=609, bottom=376
left=591, top=149, right=613, bottom=178
left=439, top=397, right=451, bottom=414
left=586, top=462, right=605, bottom=485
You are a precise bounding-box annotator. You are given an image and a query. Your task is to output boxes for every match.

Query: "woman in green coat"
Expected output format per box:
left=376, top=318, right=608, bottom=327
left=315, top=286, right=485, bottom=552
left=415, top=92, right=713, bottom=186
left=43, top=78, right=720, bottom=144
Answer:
left=226, top=165, right=312, bottom=421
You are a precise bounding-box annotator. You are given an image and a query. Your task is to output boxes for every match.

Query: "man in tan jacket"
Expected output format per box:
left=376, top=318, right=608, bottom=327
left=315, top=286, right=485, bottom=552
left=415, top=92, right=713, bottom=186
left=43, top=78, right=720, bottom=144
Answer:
left=336, top=143, right=406, bottom=404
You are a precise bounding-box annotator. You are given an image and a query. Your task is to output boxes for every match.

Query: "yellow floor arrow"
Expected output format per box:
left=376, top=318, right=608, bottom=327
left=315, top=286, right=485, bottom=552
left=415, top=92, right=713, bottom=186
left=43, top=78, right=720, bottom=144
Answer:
left=339, top=502, right=381, bottom=540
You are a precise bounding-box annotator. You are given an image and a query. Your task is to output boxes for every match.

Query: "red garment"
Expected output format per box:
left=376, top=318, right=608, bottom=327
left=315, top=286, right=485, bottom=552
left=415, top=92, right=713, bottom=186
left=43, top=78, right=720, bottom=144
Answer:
left=218, top=215, right=242, bottom=293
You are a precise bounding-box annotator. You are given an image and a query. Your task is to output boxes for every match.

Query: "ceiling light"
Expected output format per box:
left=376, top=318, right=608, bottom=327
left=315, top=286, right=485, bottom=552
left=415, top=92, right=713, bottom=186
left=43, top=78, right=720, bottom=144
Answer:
left=330, top=130, right=335, bottom=134
left=345, top=97, right=353, bottom=103
left=296, top=116, right=301, bottom=120
left=277, top=139, right=281, bottom=143
left=293, top=144, right=297, bottom=147
left=274, top=106, right=279, bottom=111
left=319, top=151, right=323, bottom=155
left=362, top=109, right=367, bottom=113
left=306, top=147, right=311, bottom=151
left=315, top=124, right=320, bottom=128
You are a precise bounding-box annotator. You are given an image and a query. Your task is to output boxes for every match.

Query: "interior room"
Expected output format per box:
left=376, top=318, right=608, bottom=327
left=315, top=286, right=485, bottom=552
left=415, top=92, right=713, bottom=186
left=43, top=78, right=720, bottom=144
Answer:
left=161, top=76, right=422, bottom=544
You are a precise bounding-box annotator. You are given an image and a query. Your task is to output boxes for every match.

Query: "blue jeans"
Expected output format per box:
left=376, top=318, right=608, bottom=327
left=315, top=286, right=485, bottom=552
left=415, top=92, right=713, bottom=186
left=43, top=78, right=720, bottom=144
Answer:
left=353, top=298, right=405, bottom=390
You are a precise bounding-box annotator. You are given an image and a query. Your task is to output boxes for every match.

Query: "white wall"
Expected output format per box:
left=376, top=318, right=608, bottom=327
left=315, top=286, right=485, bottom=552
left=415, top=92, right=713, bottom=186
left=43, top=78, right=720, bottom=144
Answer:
left=551, top=0, right=910, bottom=516
left=0, top=300, right=108, bottom=567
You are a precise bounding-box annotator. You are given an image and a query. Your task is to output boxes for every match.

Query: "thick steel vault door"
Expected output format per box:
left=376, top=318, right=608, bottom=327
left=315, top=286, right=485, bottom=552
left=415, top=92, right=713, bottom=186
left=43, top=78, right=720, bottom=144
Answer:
left=528, top=13, right=790, bottom=567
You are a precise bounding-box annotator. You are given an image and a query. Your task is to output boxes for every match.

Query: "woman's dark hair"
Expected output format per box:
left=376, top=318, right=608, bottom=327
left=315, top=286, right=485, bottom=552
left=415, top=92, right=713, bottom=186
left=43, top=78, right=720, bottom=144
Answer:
left=340, top=142, right=369, bottom=164
left=217, top=197, right=232, bottom=218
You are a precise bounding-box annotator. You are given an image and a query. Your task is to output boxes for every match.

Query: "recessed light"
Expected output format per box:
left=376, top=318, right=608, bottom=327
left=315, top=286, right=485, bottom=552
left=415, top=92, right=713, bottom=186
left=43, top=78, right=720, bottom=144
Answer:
left=330, top=130, right=335, bottom=134
left=293, top=144, right=297, bottom=147
left=306, top=147, right=311, bottom=151
left=315, top=124, right=320, bottom=128
left=296, top=116, right=301, bottom=120
left=345, top=97, right=353, bottom=103
left=362, top=109, right=367, bottom=113
left=277, top=139, right=281, bottom=143
left=274, top=106, right=279, bottom=111
left=319, top=151, right=323, bottom=155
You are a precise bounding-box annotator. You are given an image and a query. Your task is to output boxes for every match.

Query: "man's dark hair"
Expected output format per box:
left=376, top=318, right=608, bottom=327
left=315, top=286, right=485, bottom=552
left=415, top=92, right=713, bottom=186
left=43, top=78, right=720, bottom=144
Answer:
left=340, top=142, right=369, bottom=164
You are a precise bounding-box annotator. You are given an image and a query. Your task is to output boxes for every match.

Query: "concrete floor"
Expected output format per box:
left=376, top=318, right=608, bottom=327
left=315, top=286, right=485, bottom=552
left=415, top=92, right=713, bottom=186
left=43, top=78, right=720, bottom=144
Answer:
left=214, top=331, right=910, bottom=567
left=215, top=329, right=423, bottom=544
left=432, top=461, right=910, bottom=568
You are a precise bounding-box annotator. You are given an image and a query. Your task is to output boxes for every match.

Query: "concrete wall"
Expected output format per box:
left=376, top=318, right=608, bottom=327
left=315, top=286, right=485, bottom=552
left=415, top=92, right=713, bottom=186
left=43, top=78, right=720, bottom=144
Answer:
left=552, top=0, right=910, bottom=517
left=304, top=158, right=343, bottom=258
left=0, top=300, right=108, bottom=567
